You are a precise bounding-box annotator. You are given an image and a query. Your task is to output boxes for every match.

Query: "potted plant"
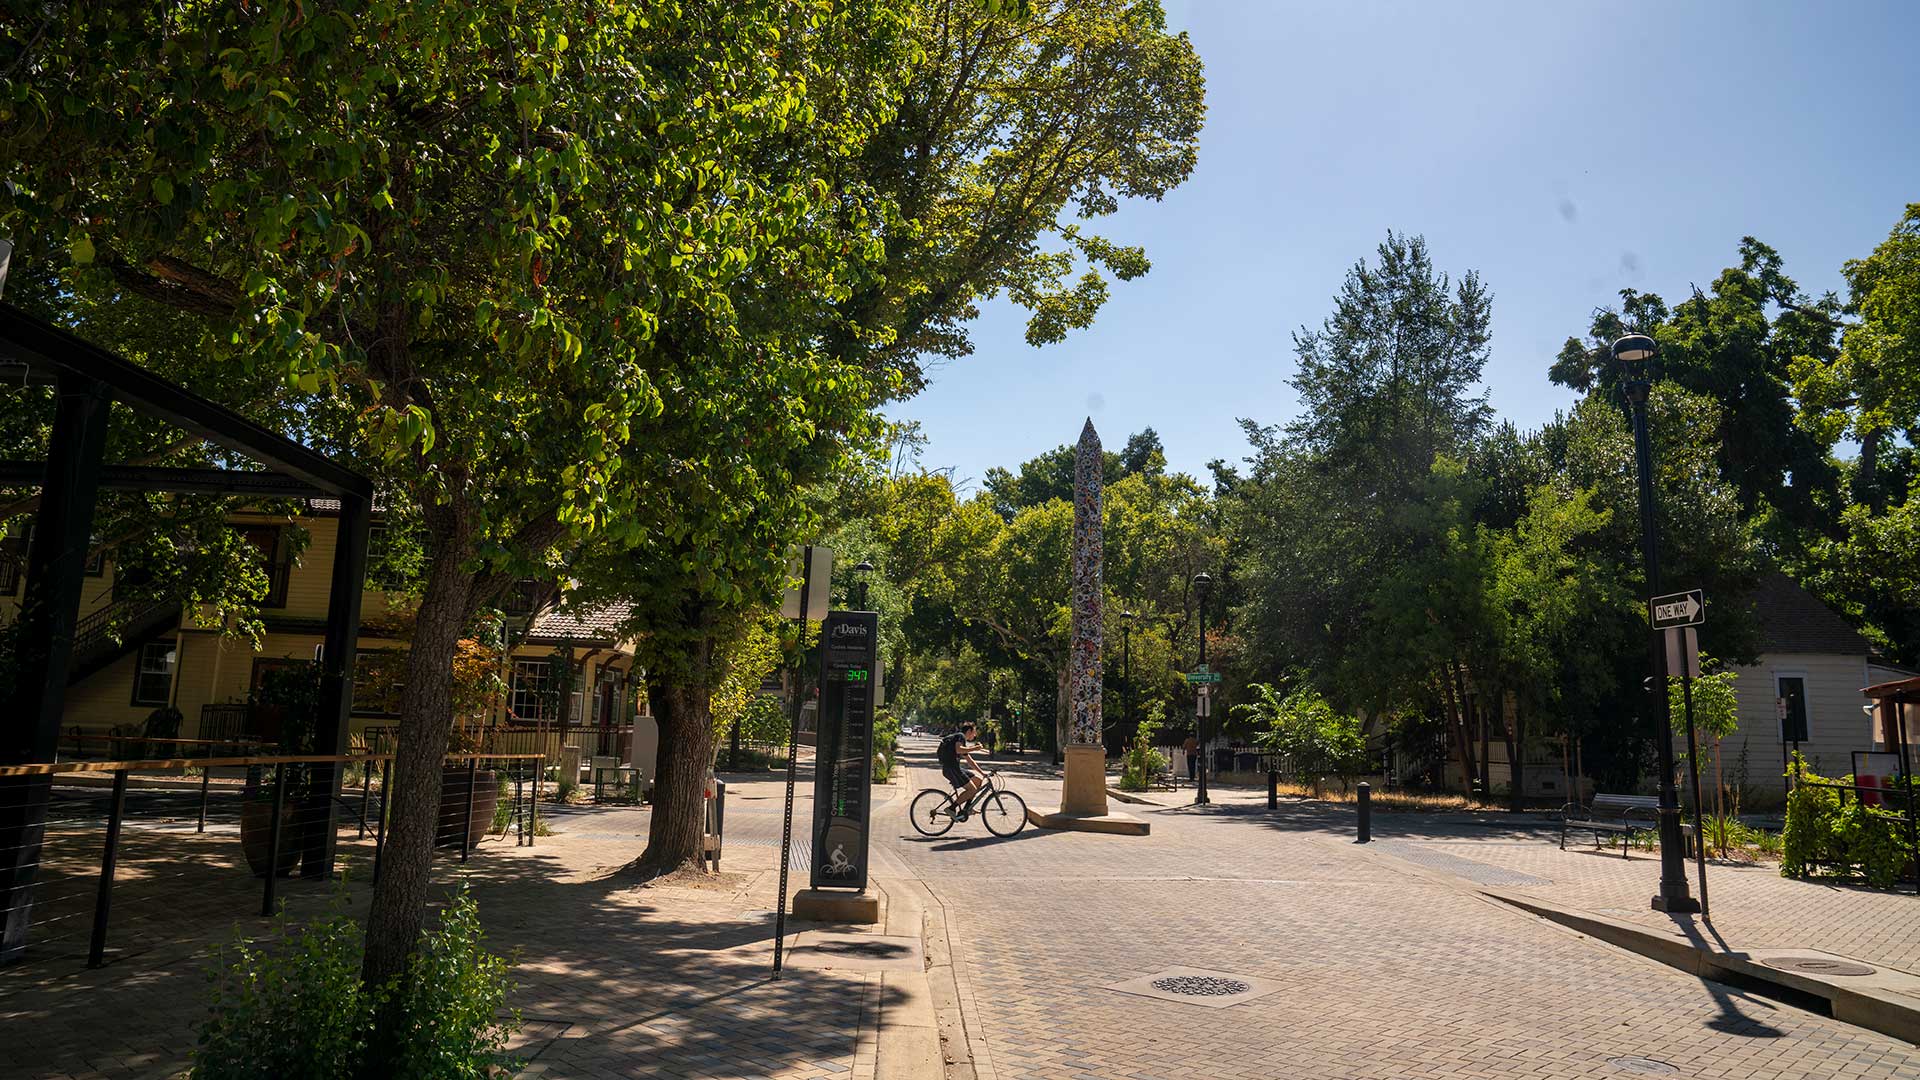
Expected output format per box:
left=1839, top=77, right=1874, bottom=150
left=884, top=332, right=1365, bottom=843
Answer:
left=436, top=637, right=506, bottom=847
left=240, top=666, right=323, bottom=877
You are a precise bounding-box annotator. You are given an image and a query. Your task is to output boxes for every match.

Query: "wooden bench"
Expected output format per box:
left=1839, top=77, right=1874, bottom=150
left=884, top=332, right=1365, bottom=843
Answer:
left=1562, top=794, right=1693, bottom=858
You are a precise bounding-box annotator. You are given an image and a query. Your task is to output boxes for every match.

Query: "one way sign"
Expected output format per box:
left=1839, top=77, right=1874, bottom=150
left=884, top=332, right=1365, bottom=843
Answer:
left=1649, top=589, right=1705, bottom=630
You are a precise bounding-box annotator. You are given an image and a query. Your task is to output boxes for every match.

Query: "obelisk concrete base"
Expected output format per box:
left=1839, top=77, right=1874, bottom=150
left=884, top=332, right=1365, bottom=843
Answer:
left=1031, top=745, right=1150, bottom=835
left=791, top=888, right=881, bottom=925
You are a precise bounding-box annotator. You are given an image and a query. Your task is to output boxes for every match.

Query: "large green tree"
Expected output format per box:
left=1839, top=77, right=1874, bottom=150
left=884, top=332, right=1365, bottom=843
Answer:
left=580, top=0, right=1205, bottom=874
left=1792, top=204, right=1920, bottom=663
left=1, top=1, right=916, bottom=1005
left=1551, top=239, right=1844, bottom=539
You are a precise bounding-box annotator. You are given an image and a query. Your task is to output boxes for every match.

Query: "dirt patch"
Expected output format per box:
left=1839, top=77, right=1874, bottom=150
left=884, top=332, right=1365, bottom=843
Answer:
left=632, top=866, right=752, bottom=892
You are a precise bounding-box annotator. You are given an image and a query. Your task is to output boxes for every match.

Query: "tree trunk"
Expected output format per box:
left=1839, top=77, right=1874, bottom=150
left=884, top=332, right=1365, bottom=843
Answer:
left=635, top=614, right=715, bottom=877
left=1503, top=697, right=1524, bottom=814
left=1437, top=667, right=1476, bottom=795
left=361, top=535, right=474, bottom=988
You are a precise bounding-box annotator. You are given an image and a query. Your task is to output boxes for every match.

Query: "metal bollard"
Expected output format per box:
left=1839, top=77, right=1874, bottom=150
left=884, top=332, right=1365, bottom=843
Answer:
left=530, top=756, right=540, bottom=848
left=262, top=766, right=288, bottom=916
left=198, top=768, right=210, bottom=834
left=359, top=763, right=373, bottom=840
left=89, top=770, right=129, bottom=967
left=461, top=757, right=478, bottom=863
left=1268, top=769, right=1278, bottom=810
left=372, top=759, right=391, bottom=882
left=1356, top=781, right=1371, bottom=844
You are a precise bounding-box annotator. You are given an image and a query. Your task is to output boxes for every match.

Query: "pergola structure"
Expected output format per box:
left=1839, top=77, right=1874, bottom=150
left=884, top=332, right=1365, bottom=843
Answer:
left=0, top=301, right=372, bottom=963
left=1863, top=674, right=1920, bottom=883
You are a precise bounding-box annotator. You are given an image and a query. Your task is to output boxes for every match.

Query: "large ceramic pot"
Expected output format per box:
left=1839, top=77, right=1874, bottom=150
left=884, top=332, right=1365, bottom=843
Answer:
left=240, top=798, right=300, bottom=878
left=435, top=767, right=500, bottom=848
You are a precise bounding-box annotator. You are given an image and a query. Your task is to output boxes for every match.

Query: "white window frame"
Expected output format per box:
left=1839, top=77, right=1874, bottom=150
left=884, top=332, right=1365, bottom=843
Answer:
left=1774, top=670, right=1812, bottom=743
left=510, top=659, right=554, bottom=722
left=132, top=641, right=176, bottom=707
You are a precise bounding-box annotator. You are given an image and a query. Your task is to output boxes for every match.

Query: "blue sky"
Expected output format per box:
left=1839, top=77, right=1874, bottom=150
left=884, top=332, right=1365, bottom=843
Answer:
left=887, top=0, right=1920, bottom=489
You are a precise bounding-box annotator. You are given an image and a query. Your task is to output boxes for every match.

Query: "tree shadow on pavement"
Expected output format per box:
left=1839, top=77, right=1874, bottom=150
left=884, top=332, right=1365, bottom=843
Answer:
left=3, top=810, right=905, bottom=1080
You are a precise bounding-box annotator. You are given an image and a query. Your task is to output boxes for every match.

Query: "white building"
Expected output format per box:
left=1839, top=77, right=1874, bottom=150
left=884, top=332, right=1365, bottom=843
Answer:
left=1721, top=572, right=1906, bottom=807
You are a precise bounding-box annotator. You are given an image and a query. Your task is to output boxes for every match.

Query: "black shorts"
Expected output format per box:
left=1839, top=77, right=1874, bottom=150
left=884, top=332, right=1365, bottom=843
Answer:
left=941, top=761, right=971, bottom=789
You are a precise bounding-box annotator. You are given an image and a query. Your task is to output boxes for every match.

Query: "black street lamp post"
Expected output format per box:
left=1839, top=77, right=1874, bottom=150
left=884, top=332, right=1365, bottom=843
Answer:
left=1193, top=573, right=1212, bottom=807
left=1613, top=333, right=1700, bottom=915
left=853, top=560, right=874, bottom=610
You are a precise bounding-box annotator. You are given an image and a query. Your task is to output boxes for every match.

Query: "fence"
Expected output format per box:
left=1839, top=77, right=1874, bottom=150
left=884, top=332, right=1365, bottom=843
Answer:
left=362, top=723, right=638, bottom=773
left=0, top=750, right=542, bottom=972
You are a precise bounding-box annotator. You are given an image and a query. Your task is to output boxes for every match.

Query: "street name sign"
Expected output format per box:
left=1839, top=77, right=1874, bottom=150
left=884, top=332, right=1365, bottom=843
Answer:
left=1649, top=589, right=1704, bottom=630
left=1187, top=669, right=1222, bottom=684
left=809, top=610, right=877, bottom=892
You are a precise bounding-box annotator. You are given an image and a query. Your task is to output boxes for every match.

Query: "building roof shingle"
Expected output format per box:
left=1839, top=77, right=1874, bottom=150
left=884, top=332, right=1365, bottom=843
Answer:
left=525, top=602, right=634, bottom=646
left=1751, top=571, right=1869, bottom=656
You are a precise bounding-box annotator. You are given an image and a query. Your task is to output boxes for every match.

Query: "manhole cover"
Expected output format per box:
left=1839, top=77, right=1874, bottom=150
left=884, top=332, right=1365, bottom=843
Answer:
left=1761, top=956, right=1876, bottom=977
left=1608, top=1057, right=1679, bottom=1075
left=1149, top=975, right=1251, bottom=997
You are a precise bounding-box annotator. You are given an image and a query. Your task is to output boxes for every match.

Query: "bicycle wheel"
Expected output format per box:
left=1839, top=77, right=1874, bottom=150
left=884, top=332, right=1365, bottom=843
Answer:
left=910, top=789, right=957, bottom=836
left=980, top=789, right=1028, bottom=836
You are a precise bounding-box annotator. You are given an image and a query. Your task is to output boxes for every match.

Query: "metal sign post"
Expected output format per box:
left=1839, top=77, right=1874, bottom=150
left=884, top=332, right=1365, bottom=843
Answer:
left=1664, top=617, right=1710, bottom=921
left=774, top=545, right=831, bottom=974
left=809, top=611, right=878, bottom=892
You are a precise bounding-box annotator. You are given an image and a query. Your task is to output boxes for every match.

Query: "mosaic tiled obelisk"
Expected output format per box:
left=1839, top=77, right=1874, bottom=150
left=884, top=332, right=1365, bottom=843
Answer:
left=1068, top=419, right=1105, bottom=749
left=1032, top=419, right=1146, bottom=834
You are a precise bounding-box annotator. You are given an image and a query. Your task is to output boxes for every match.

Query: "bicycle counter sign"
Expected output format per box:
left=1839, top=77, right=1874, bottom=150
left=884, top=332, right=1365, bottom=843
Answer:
left=810, top=610, right=879, bottom=891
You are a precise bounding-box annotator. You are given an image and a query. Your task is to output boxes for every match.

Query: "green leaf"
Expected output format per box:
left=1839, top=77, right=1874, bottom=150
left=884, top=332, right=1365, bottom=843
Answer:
left=69, top=234, right=95, bottom=266
left=152, top=176, right=175, bottom=204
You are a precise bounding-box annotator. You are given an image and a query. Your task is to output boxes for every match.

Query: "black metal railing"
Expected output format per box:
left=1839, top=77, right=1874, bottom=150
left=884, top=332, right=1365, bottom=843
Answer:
left=70, top=587, right=173, bottom=661
left=0, top=749, right=542, bottom=971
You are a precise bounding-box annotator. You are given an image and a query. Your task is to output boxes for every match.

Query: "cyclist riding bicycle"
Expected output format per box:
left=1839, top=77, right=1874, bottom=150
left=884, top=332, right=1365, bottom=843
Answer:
left=937, top=721, right=986, bottom=818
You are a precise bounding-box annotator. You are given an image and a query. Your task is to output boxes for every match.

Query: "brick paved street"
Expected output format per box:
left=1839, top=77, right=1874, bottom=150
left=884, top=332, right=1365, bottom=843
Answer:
left=886, top=737, right=1920, bottom=1080
left=9, top=743, right=1920, bottom=1079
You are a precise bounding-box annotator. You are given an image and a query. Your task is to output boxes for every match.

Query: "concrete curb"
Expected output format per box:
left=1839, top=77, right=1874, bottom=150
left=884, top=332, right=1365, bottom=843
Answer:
left=873, top=877, right=944, bottom=1080
left=1482, top=889, right=1920, bottom=1046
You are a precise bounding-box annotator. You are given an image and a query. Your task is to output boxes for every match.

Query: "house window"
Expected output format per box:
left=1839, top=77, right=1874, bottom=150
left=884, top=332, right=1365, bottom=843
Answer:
left=131, top=641, right=176, bottom=706
left=510, top=659, right=555, bottom=722
left=1778, top=675, right=1810, bottom=743
left=237, top=526, right=290, bottom=608
left=501, top=579, right=545, bottom=616
left=365, top=523, right=423, bottom=592
left=0, top=523, right=102, bottom=584
left=351, top=650, right=405, bottom=717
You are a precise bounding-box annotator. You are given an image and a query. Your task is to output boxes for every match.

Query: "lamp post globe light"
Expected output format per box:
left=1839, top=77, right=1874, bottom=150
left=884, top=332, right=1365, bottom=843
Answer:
left=1192, top=572, right=1212, bottom=807
left=853, top=560, right=874, bottom=610
left=1611, top=333, right=1700, bottom=914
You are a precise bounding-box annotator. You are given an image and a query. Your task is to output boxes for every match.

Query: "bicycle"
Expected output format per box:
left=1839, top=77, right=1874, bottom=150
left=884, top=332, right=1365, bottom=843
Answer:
left=909, top=770, right=1028, bottom=837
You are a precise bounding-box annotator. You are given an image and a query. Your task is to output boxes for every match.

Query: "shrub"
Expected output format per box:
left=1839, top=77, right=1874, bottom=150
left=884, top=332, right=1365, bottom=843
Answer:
left=1236, top=684, right=1368, bottom=796
left=1119, top=707, right=1167, bottom=791
left=490, top=775, right=514, bottom=833
left=1780, top=754, right=1915, bottom=889
left=194, top=888, right=516, bottom=1079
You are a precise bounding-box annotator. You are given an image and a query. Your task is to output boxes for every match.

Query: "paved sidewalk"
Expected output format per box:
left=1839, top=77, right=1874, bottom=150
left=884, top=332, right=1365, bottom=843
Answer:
left=1, top=768, right=902, bottom=1080
left=887, top=738, right=1920, bottom=1080
left=1352, top=809, right=1920, bottom=977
